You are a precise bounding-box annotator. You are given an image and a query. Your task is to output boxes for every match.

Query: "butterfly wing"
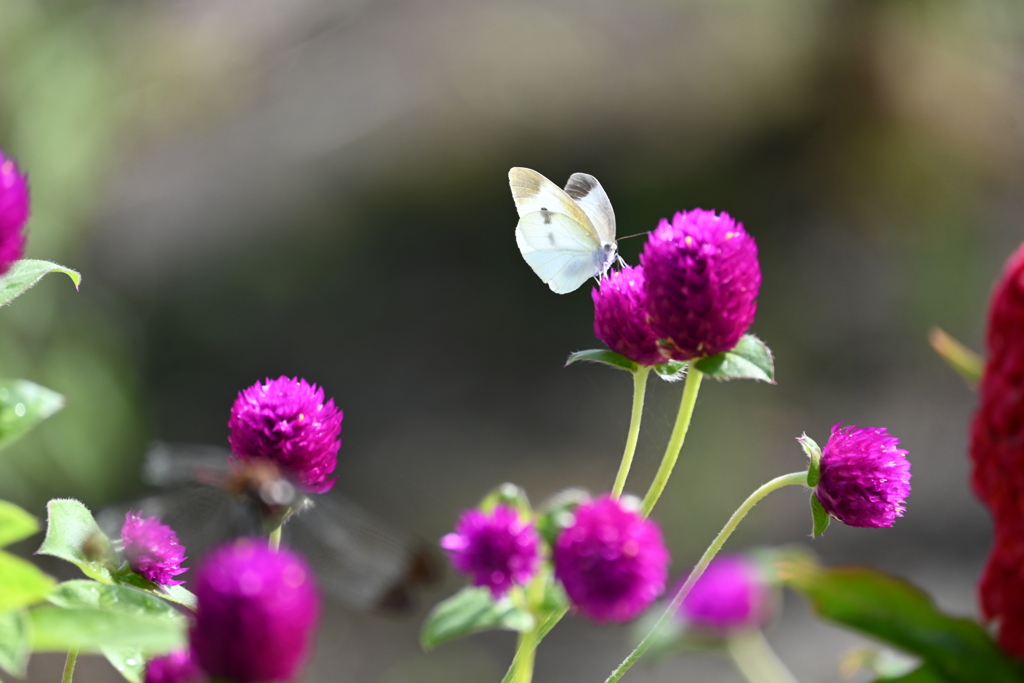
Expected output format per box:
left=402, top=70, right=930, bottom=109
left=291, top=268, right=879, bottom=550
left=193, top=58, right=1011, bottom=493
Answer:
left=515, top=210, right=606, bottom=294
left=564, top=173, right=616, bottom=246
left=508, top=167, right=597, bottom=230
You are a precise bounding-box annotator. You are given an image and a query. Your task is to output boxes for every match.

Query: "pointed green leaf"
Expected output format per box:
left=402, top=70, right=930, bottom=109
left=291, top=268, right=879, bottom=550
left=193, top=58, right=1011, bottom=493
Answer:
left=113, top=572, right=197, bottom=611
left=0, top=380, right=65, bottom=452
left=421, top=586, right=534, bottom=650
left=48, top=581, right=183, bottom=620
left=565, top=349, right=639, bottom=373
left=0, top=551, right=57, bottom=612
left=101, top=646, right=146, bottom=683
left=694, top=335, right=775, bottom=383
left=0, top=500, right=39, bottom=548
left=653, top=360, right=687, bottom=382
left=0, top=610, right=30, bottom=677
left=783, top=562, right=1024, bottom=683
left=0, top=260, right=80, bottom=307
left=28, top=605, right=185, bottom=654
left=810, top=493, right=831, bottom=538
left=36, top=499, right=115, bottom=582
left=479, top=483, right=532, bottom=516
left=799, top=434, right=822, bottom=487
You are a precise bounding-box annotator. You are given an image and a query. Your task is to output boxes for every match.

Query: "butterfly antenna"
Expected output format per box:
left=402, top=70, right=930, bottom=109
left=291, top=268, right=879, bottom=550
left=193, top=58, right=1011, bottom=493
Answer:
left=617, top=230, right=651, bottom=242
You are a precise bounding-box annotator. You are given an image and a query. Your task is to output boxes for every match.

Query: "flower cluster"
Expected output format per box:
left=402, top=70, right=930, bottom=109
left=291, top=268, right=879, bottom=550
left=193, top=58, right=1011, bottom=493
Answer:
left=593, top=209, right=760, bottom=364
left=144, top=651, right=205, bottom=683
left=441, top=505, right=539, bottom=598
left=228, top=376, right=343, bottom=493
left=678, top=554, right=772, bottom=635
left=814, top=424, right=912, bottom=529
left=0, top=151, right=29, bottom=275
left=971, top=242, right=1024, bottom=658
left=121, top=512, right=188, bottom=586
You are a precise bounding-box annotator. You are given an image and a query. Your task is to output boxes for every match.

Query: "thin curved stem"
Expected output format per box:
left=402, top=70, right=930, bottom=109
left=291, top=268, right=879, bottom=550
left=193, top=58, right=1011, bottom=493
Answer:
left=511, top=626, right=538, bottom=683
left=604, top=471, right=808, bottom=683
left=268, top=526, right=282, bottom=552
left=61, top=649, right=78, bottom=683
left=640, top=368, right=703, bottom=516
left=612, top=367, right=652, bottom=499
left=726, top=629, right=799, bottom=683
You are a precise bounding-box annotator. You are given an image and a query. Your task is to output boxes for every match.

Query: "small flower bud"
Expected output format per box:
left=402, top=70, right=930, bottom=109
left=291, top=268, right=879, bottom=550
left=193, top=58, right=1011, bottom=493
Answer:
left=0, top=151, right=29, bottom=275
left=440, top=504, right=540, bottom=598
left=228, top=377, right=342, bottom=494
left=591, top=265, right=664, bottom=366
left=813, top=424, right=911, bottom=529
left=121, top=511, right=187, bottom=586
left=190, top=539, right=320, bottom=683
left=678, top=555, right=772, bottom=635
left=144, top=650, right=205, bottom=683
left=640, top=209, right=760, bottom=360
left=553, top=496, right=669, bottom=623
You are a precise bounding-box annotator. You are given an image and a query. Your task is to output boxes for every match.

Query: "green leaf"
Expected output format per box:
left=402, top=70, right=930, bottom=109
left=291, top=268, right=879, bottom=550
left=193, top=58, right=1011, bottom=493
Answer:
left=653, top=360, right=688, bottom=382
left=783, top=562, right=1024, bottom=683
left=798, top=434, right=822, bottom=487
left=694, top=334, right=775, bottom=383
left=536, top=488, right=589, bottom=548
left=113, top=572, right=197, bottom=611
left=0, top=610, right=30, bottom=677
left=565, top=349, right=639, bottom=373
left=48, top=580, right=183, bottom=619
left=479, top=483, right=532, bottom=516
left=0, top=380, right=65, bottom=452
left=810, top=494, right=831, bottom=538
left=101, top=646, right=146, bottom=683
left=0, top=260, right=80, bottom=307
left=0, top=551, right=57, bottom=612
left=36, top=499, right=116, bottom=582
left=0, top=500, right=40, bottom=548
left=421, top=586, right=534, bottom=650
left=28, top=605, right=185, bottom=654
left=874, top=665, right=946, bottom=682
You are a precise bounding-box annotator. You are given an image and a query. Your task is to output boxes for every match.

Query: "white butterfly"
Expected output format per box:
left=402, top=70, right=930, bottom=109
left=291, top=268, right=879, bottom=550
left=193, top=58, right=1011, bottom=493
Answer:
left=509, top=167, right=617, bottom=294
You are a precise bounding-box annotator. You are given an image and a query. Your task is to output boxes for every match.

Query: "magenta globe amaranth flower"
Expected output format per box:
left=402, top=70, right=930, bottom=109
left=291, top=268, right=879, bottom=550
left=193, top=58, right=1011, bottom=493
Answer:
left=190, top=539, right=320, bottom=683
left=814, top=423, right=912, bottom=528
left=440, top=504, right=540, bottom=598
left=553, top=496, right=669, bottom=623
left=121, top=512, right=187, bottom=586
left=592, top=265, right=663, bottom=366
left=144, top=650, right=205, bottom=683
left=640, top=209, right=760, bottom=361
left=228, top=376, right=342, bottom=493
left=679, top=555, right=772, bottom=634
left=0, top=151, right=29, bottom=275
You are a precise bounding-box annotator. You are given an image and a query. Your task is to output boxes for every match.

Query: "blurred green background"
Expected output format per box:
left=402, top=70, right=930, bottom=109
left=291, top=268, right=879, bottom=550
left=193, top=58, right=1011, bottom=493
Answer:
left=2, top=0, right=1022, bottom=680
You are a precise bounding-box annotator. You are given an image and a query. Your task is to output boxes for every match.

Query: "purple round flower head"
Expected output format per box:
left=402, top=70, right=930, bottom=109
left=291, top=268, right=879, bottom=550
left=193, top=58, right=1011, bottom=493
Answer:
left=440, top=504, right=540, bottom=598
left=640, top=209, right=760, bottom=361
left=592, top=265, right=664, bottom=366
left=814, top=423, right=912, bottom=528
left=553, top=496, right=669, bottom=623
left=228, top=376, right=342, bottom=494
left=679, top=555, right=772, bottom=634
left=0, top=151, right=29, bottom=275
left=121, top=512, right=187, bottom=586
left=190, top=539, right=320, bottom=683
left=144, top=650, right=205, bottom=683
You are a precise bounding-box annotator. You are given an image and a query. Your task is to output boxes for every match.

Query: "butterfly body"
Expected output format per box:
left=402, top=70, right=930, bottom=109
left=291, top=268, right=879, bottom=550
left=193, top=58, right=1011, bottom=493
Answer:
left=509, top=167, right=617, bottom=294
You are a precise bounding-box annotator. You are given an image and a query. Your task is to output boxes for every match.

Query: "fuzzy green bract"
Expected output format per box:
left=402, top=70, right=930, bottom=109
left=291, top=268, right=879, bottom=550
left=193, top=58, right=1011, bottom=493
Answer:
left=0, top=259, right=80, bottom=307
left=693, top=334, right=775, bottom=383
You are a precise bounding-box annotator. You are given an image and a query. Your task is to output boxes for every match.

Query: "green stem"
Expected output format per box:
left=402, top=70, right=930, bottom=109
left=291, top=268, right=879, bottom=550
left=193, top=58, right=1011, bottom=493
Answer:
left=726, top=629, right=799, bottom=683
left=511, top=626, right=538, bottom=683
left=640, top=367, right=703, bottom=516
left=604, top=471, right=808, bottom=683
left=61, top=649, right=78, bottom=683
left=268, top=526, right=282, bottom=552
left=611, top=367, right=651, bottom=499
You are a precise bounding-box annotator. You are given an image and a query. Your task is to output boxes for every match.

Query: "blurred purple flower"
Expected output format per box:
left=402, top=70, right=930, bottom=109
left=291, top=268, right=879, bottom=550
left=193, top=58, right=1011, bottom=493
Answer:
left=640, top=209, right=760, bottom=360
left=553, top=496, right=669, bottom=623
left=679, top=555, right=772, bottom=634
left=144, top=650, right=205, bottom=683
left=228, top=376, right=342, bottom=494
left=0, top=151, right=29, bottom=275
left=440, top=504, right=540, bottom=598
left=190, top=539, right=320, bottom=683
left=815, top=423, right=912, bottom=528
left=121, top=511, right=187, bottom=586
left=592, top=265, right=664, bottom=366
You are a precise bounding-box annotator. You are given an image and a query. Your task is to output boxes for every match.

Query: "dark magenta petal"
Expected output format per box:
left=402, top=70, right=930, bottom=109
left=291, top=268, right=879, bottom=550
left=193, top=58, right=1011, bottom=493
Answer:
left=0, top=151, right=29, bottom=276
left=592, top=265, right=664, bottom=366
left=121, top=511, right=188, bottom=586
left=679, top=554, right=772, bottom=634
left=441, top=505, right=540, bottom=598
left=144, top=650, right=205, bottom=683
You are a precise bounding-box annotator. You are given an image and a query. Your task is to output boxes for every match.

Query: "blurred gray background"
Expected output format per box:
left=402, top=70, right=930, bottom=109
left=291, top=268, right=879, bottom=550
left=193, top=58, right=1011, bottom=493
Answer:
left=1, top=0, right=1021, bottom=680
